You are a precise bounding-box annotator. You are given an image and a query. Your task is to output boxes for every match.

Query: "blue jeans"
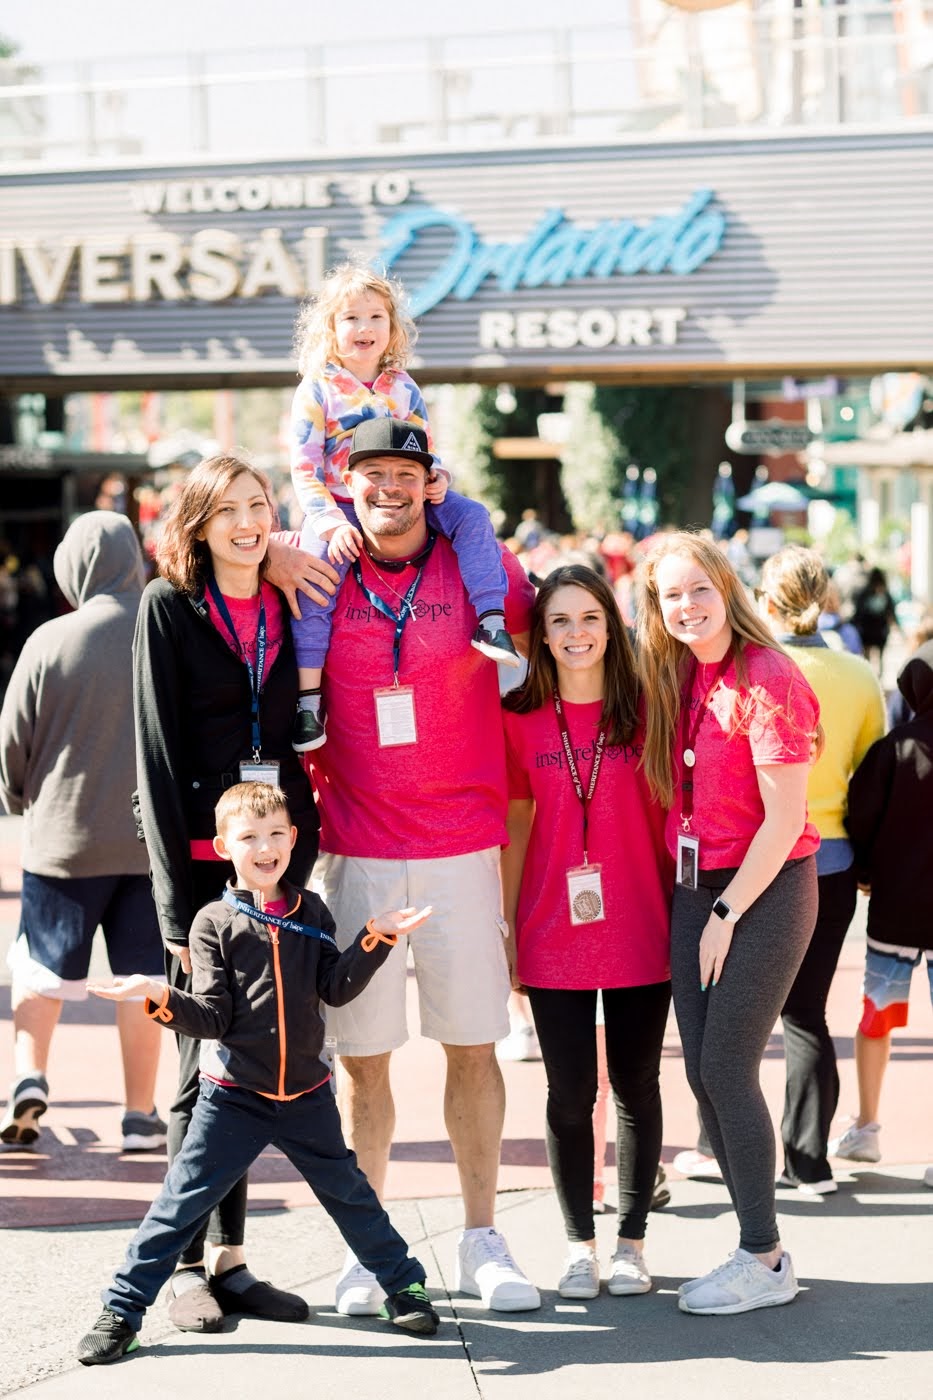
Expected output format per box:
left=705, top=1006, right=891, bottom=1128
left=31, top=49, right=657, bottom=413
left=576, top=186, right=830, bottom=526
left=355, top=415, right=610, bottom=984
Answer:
left=104, top=1078, right=423, bottom=1330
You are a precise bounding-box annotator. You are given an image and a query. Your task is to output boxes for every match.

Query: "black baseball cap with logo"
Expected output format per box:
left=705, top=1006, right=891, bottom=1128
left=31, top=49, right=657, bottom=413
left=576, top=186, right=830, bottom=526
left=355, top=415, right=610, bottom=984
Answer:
left=346, top=417, right=435, bottom=470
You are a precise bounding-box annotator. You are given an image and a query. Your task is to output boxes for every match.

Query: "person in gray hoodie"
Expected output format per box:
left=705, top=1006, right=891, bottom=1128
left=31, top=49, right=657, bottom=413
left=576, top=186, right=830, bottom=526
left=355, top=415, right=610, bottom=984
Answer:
left=0, top=510, right=166, bottom=1152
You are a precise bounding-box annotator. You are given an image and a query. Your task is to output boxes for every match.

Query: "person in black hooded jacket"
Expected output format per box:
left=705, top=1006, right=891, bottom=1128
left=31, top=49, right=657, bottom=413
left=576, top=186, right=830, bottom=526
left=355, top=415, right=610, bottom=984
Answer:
left=829, top=639, right=933, bottom=1172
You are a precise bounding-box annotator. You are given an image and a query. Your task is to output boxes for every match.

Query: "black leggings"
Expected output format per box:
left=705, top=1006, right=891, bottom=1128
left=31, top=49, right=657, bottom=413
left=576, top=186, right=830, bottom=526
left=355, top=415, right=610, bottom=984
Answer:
left=672, top=856, right=817, bottom=1254
left=167, top=826, right=318, bottom=1266
left=526, top=981, right=671, bottom=1243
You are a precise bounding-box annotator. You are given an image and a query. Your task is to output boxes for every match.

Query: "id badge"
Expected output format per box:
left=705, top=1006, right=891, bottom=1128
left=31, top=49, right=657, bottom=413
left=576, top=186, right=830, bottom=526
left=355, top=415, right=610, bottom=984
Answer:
left=676, top=833, right=700, bottom=890
left=239, top=759, right=281, bottom=786
left=374, top=686, right=417, bottom=747
left=567, top=863, right=605, bottom=926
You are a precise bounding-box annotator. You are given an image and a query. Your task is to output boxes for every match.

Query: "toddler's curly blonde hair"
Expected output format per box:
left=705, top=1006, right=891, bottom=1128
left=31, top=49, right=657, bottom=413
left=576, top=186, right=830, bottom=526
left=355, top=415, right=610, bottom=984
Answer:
left=293, top=262, right=417, bottom=379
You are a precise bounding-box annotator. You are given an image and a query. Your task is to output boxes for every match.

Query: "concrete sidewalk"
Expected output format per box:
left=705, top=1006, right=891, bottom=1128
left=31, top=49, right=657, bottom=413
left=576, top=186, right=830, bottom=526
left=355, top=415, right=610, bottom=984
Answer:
left=3, top=1173, right=932, bottom=1400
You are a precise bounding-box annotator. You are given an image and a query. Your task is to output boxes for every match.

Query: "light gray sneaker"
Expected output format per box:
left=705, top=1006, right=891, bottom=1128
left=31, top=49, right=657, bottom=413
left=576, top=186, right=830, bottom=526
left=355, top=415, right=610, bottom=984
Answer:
left=607, top=1244, right=652, bottom=1296
left=829, top=1121, right=881, bottom=1163
left=678, top=1249, right=798, bottom=1315
left=558, top=1245, right=600, bottom=1300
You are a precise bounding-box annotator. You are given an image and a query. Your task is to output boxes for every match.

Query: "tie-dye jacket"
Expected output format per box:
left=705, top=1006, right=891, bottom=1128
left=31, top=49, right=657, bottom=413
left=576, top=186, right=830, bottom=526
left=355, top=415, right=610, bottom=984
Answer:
left=290, top=362, right=446, bottom=538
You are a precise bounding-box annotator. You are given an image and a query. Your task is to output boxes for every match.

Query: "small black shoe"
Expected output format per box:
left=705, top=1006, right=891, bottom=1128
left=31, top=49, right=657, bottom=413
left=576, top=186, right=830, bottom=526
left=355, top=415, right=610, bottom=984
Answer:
left=121, top=1107, right=167, bottom=1153
left=471, top=623, right=521, bottom=668
left=210, top=1267, right=309, bottom=1322
left=380, top=1282, right=439, bottom=1335
left=292, top=706, right=326, bottom=752
left=650, top=1163, right=671, bottom=1211
left=77, top=1308, right=140, bottom=1366
left=0, top=1071, right=49, bottom=1146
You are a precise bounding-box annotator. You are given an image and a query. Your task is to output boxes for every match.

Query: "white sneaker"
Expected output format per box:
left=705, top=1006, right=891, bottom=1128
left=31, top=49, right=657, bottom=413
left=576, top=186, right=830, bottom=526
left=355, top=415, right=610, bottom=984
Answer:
left=558, top=1245, right=600, bottom=1299
left=607, top=1244, right=652, bottom=1296
left=776, top=1173, right=838, bottom=1197
left=673, top=1148, right=722, bottom=1181
left=495, top=1024, right=541, bottom=1062
left=678, top=1249, right=798, bottom=1315
left=829, top=1121, right=881, bottom=1163
left=335, top=1254, right=385, bottom=1316
left=456, top=1227, right=540, bottom=1311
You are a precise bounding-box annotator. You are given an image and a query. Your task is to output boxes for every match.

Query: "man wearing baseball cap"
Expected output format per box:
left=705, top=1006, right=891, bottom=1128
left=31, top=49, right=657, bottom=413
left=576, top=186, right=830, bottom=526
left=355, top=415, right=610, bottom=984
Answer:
left=291, top=415, right=520, bottom=751
left=308, top=417, right=541, bottom=1318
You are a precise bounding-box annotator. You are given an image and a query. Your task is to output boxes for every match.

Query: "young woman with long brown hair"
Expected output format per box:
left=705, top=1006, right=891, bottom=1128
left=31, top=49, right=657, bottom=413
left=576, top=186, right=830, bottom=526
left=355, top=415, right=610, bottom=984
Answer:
left=133, top=455, right=319, bottom=1332
left=501, top=564, right=672, bottom=1301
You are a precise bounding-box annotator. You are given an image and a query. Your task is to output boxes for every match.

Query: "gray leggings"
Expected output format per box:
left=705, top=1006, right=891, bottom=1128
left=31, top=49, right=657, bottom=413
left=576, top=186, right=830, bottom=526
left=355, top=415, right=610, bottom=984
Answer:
left=671, top=855, right=818, bottom=1254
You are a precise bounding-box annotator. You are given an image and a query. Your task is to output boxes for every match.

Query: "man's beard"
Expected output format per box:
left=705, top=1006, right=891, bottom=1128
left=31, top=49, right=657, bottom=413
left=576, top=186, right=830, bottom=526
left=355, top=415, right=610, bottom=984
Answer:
left=360, top=497, right=422, bottom=537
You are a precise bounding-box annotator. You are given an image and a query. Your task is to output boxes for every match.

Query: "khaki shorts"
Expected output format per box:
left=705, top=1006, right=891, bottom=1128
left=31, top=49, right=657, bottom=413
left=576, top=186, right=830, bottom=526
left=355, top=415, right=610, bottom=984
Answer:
left=313, top=846, right=511, bottom=1055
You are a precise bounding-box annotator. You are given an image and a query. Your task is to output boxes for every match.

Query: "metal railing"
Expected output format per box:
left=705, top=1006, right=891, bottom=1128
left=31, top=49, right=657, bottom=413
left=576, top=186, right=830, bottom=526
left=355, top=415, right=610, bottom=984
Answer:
left=1, top=2, right=932, bottom=168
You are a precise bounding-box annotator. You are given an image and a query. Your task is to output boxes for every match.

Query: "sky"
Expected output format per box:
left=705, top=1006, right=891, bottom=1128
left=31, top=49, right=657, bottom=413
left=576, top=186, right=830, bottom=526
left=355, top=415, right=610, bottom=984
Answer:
left=2, top=0, right=628, bottom=69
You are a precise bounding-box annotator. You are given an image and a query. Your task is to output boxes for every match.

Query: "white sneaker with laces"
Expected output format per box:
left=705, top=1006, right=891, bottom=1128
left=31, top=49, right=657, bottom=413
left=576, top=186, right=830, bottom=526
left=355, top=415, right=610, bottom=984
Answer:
left=558, top=1245, right=600, bottom=1299
left=607, top=1244, right=652, bottom=1295
left=829, top=1121, right=881, bottom=1163
left=776, top=1173, right=838, bottom=1196
left=456, top=1228, right=540, bottom=1311
left=495, top=1024, right=541, bottom=1062
left=672, top=1148, right=722, bottom=1180
left=678, top=1249, right=798, bottom=1315
left=335, top=1253, right=385, bottom=1316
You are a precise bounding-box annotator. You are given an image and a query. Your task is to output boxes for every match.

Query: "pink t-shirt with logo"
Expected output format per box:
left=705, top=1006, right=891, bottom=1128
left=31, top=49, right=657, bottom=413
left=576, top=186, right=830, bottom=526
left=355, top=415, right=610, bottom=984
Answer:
left=504, top=700, right=673, bottom=990
left=310, top=540, right=535, bottom=859
left=664, top=643, right=821, bottom=870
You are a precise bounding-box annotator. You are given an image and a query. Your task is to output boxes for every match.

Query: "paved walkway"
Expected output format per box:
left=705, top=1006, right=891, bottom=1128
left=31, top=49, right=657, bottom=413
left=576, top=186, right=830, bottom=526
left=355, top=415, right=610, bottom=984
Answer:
left=2, top=814, right=931, bottom=1398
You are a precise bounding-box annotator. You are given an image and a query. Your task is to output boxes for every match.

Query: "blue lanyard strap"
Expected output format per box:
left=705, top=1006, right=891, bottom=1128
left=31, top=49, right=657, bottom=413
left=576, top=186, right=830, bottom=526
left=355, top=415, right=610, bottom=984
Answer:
left=222, top=889, right=338, bottom=948
left=207, top=578, right=267, bottom=757
left=351, top=532, right=436, bottom=682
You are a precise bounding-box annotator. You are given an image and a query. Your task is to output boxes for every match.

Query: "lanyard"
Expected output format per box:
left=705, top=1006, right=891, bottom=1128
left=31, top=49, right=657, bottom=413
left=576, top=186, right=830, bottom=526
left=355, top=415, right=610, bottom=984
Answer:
left=553, top=689, right=607, bottom=865
left=222, top=889, right=338, bottom=949
left=679, top=645, right=733, bottom=830
left=351, top=532, right=436, bottom=683
left=207, top=578, right=267, bottom=759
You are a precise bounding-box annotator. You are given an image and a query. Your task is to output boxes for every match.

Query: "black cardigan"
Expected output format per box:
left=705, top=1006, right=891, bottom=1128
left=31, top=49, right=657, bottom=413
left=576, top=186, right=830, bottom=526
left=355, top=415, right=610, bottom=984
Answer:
left=133, top=577, right=319, bottom=947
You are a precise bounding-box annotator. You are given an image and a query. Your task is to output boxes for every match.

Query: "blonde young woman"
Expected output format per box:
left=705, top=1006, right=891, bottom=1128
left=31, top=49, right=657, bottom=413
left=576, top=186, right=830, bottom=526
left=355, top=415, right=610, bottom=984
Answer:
left=757, top=547, right=885, bottom=1192
left=638, top=532, right=820, bottom=1316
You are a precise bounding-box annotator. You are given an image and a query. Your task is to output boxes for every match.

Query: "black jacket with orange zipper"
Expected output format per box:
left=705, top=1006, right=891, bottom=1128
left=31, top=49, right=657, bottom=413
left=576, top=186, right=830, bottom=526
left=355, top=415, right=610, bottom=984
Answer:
left=144, top=880, right=396, bottom=1100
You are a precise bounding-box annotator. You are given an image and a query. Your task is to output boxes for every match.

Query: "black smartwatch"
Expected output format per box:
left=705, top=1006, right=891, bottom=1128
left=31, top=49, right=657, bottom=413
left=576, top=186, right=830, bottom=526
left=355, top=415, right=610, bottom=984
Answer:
left=711, top=896, right=741, bottom=924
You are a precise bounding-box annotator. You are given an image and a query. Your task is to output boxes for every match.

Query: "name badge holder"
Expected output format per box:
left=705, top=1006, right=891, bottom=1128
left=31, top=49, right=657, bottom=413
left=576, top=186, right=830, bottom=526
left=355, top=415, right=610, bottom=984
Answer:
left=676, top=647, right=733, bottom=888
left=352, top=537, right=435, bottom=750
left=206, top=578, right=280, bottom=789
left=553, top=690, right=607, bottom=926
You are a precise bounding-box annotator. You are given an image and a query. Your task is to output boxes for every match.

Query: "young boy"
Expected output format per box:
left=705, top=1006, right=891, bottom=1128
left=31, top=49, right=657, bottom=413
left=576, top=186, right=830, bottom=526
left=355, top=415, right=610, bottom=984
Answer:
left=77, top=781, right=438, bottom=1366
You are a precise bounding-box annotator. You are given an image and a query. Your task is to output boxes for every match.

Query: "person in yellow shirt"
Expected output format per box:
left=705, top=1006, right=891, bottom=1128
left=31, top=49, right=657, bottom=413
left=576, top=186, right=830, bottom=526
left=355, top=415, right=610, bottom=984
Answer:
left=756, top=545, right=885, bottom=1194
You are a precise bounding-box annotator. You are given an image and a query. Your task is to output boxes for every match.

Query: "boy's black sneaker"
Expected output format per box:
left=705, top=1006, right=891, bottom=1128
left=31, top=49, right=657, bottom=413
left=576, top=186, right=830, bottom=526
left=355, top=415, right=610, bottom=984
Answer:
left=380, top=1282, right=440, bottom=1335
left=292, top=706, right=326, bottom=752
left=471, top=622, right=521, bottom=668
left=77, top=1308, right=140, bottom=1365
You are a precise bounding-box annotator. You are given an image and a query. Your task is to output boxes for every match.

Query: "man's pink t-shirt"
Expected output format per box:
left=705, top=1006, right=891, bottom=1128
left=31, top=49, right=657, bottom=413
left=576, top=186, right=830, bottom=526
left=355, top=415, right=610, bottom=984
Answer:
left=505, top=700, right=673, bottom=990
left=310, top=540, right=534, bottom=859
left=664, top=643, right=821, bottom=870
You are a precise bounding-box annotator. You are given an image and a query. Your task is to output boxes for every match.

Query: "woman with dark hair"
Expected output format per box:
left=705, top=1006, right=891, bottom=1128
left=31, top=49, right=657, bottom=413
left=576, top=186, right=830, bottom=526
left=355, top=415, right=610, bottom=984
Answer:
left=134, top=455, right=319, bottom=1332
left=638, top=531, right=820, bottom=1316
left=852, top=566, right=898, bottom=675
left=500, top=564, right=672, bottom=1301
